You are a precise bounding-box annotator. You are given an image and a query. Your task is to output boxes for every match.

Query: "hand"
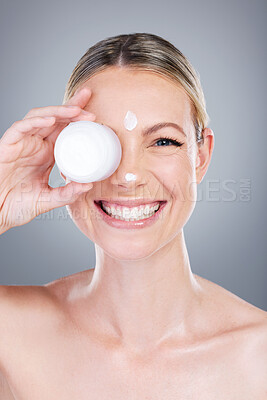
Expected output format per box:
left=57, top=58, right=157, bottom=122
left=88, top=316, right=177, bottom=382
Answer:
left=0, top=87, right=95, bottom=234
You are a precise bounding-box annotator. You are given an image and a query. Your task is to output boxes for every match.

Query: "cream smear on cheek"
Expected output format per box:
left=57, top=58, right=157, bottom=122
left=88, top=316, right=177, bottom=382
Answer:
left=123, top=110, right=138, bottom=182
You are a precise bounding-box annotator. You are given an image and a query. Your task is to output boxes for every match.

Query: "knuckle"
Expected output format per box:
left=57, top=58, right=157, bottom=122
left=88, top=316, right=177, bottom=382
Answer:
left=23, top=108, right=37, bottom=119
left=11, top=120, right=21, bottom=128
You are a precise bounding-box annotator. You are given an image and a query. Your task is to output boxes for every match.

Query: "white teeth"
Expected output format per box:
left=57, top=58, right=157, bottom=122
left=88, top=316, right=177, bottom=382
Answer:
left=101, top=202, right=160, bottom=221
left=144, top=205, right=150, bottom=214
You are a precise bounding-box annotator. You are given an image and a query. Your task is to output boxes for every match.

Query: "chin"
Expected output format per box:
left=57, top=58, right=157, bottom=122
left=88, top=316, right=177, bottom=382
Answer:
left=95, top=234, right=158, bottom=261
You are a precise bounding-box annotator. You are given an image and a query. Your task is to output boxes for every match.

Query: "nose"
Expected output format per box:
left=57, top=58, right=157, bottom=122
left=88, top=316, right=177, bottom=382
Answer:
left=109, top=142, right=147, bottom=191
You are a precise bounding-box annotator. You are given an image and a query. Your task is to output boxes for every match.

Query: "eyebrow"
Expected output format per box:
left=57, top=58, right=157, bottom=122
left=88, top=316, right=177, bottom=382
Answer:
left=142, top=122, right=186, bottom=137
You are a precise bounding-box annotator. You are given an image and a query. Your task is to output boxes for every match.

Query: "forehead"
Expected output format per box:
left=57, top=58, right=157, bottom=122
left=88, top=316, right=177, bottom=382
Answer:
left=81, top=67, right=193, bottom=130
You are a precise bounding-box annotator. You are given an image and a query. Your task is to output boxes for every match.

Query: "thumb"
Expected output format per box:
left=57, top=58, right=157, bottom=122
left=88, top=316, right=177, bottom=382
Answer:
left=37, top=181, right=93, bottom=214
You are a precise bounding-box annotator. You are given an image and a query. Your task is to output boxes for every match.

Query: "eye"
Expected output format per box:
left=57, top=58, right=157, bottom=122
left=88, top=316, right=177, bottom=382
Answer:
left=154, top=137, right=183, bottom=147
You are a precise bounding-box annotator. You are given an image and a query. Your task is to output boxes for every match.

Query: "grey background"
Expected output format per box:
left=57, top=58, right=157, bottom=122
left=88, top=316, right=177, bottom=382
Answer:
left=0, top=0, right=266, bottom=310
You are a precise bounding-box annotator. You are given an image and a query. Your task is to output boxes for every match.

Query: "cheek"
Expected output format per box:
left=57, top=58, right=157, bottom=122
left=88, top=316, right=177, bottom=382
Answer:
left=65, top=194, right=93, bottom=233
left=149, top=152, right=197, bottom=203
left=152, top=151, right=195, bottom=183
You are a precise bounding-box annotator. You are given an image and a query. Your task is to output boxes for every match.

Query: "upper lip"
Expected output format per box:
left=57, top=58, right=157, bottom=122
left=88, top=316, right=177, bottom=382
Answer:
left=95, top=199, right=167, bottom=207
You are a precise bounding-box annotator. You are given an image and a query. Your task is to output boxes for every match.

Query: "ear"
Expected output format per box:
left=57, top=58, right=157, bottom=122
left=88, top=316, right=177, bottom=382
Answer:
left=195, top=128, right=214, bottom=184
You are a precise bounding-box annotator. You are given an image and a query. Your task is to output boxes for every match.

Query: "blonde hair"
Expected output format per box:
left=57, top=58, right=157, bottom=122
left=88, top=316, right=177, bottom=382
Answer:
left=63, top=33, right=210, bottom=143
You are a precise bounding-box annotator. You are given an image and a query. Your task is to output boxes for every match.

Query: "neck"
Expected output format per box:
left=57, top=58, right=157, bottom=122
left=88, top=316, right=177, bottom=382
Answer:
left=79, top=230, right=203, bottom=352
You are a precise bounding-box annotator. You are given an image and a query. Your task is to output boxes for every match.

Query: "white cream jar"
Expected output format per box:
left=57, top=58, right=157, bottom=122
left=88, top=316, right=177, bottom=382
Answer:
left=54, top=121, right=122, bottom=183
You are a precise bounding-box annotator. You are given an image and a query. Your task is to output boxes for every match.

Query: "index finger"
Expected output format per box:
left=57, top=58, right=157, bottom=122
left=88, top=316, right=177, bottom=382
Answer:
left=64, top=87, right=93, bottom=109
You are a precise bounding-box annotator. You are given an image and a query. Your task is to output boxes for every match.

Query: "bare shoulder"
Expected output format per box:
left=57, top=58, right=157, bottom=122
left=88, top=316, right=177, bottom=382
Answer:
left=0, top=267, right=94, bottom=310
left=0, top=268, right=94, bottom=325
left=44, top=268, right=95, bottom=303
left=194, top=273, right=267, bottom=326
left=0, top=283, right=57, bottom=315
left=0, top=284, right=61, bottom=356
left=195, top=274, right=267, bottom=394
left=0, top=284, right=61, bottom=398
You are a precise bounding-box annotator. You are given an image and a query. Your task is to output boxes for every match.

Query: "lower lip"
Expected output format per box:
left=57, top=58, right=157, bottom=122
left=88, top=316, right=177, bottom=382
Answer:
left=93, top=201, right=167, bottom=230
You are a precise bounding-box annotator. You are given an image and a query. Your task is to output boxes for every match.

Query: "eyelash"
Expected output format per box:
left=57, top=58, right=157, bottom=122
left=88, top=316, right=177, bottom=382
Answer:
left=154, top=137, right=184, bottom=147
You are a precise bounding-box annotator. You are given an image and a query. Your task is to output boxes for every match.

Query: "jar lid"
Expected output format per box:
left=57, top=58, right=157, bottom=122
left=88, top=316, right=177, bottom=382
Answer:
left=54, top=121, right=114, bottom=183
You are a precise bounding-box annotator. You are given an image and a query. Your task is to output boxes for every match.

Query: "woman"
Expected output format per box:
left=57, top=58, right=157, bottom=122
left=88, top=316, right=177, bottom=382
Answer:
left=0, top=33, right=266, bottom=399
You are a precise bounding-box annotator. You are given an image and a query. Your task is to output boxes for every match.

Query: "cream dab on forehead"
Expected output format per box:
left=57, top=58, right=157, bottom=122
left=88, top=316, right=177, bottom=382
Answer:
left=124, top=110, right=138, bottom=131
left=125, top=173, right=137, bottom=182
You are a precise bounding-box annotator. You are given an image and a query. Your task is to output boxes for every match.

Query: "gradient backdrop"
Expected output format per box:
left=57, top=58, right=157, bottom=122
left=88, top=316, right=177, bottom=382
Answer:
left=0, top=0, right=266, bottom=310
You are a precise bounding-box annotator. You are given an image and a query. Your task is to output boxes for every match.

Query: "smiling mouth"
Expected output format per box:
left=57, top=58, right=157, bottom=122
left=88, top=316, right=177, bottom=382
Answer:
left=95, top=200, right=166, bottom=222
